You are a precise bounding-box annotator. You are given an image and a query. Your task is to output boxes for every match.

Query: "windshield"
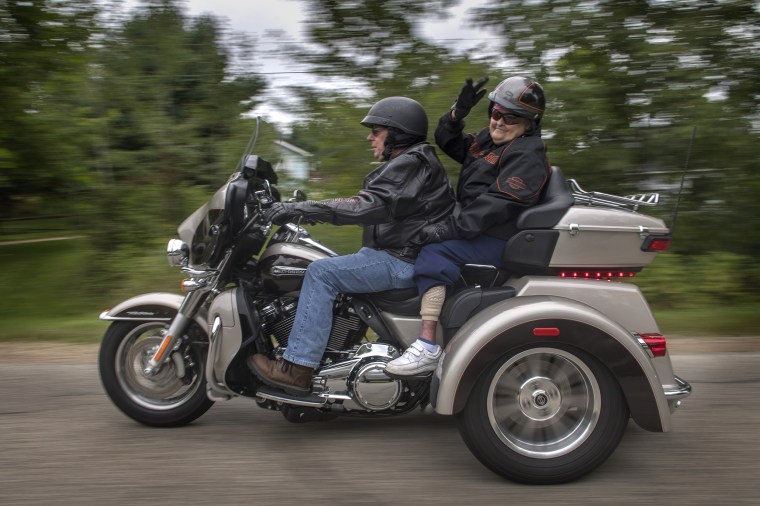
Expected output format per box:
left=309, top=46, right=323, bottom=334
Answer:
left=234, top=117, right=284, bottom=175
left=177, top=119, right=279, bottom=267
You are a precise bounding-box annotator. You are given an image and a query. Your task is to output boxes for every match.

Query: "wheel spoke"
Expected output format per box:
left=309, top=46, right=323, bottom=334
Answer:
left=487, top=347, right=601, bottom=458
left=114, top=323, right=204, bottom=411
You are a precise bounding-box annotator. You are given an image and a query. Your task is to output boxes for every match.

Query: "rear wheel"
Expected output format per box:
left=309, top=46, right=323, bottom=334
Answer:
left=99, top=320, right=213, bottom=427
left=456, top=344, right=629, bottom=484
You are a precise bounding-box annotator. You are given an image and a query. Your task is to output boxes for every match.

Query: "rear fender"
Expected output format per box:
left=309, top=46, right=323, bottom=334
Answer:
left=433, top=295, right=672, bottom=432
left=99, top=292, right=209, bottom=330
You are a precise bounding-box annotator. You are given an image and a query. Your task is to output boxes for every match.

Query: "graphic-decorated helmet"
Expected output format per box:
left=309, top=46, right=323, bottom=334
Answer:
left=488, top=77, right=545, bottom=123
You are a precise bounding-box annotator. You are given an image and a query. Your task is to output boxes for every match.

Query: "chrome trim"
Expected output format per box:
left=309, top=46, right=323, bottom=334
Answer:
left=144, top=290, right=206, bottom=375
left=568, top=179, right=660, bottom=210
left=558, top=223, right=667, bottom=234
left=167, top=239, right=189, bottom=267
left=311, top=342, right=401, bottom=412
left=297, top=235, right=340, bottom=257
left=114, top=321, right=204, bottom=411
left=181, top=267, right=218, bottom=278
left=99, top=311, right=173, bottom=322
left=181, top=279, right=208, bottom=292
left=206, top=316, right=225, bottom=390
left=486, top=347, right=601, bottom=459
left=636, top=335, right=656, bottom=359
left=271, top=266, right=308, bottom=277
left=281, top=223, right=340, bottom=257
left=664, top=375, right=692, bottom=400
left=255, top=390, right=326, bottom=407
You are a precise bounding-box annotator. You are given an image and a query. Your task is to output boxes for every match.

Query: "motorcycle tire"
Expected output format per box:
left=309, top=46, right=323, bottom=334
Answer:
left=99, top=320, right=214, bottom=427
left=455, top=343, right=629, bottom=484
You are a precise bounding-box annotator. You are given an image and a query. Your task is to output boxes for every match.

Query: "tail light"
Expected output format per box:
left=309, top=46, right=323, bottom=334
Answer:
left=642, top=235, right=671, bottom=252
left=559, top=270, right=637, bottom=280
left=640, top=333, right=667, bottom=357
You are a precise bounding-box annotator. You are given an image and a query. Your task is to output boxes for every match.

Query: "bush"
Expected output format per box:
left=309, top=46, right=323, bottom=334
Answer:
left=635, top=252, right=760, bottom=309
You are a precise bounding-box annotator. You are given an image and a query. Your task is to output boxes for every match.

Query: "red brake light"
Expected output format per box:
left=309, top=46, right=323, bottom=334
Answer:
left=640, top=333, right=667, bottom=357
left=642, top=236, right=671, bottom=252
left=558, top=270, right=636, bottom=280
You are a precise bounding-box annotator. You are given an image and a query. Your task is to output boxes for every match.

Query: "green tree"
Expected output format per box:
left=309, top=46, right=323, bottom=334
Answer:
left=89, top=0, right=266, bottom=235
left=470, top=0, right=760, bottom=254
left=0, top=0, right=100, bottom=217
left=281, top=0, right=494, bottom=193
left=78, top=0, right=268, bottom=290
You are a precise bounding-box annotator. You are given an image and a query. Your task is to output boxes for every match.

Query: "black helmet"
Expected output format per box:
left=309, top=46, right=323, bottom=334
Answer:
left=361, top=96, right=428, bottom=138
left=488, top=77, right=545, bottom=123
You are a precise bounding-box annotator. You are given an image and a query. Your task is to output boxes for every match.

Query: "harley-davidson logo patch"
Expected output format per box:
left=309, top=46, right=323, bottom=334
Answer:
left=505, top=176, right=527, bottom=190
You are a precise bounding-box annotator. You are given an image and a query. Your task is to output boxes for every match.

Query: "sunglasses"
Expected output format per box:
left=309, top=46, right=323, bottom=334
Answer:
left=370, top=126, right=387, bottom=137
left=490, top=110, right=524, bottom=124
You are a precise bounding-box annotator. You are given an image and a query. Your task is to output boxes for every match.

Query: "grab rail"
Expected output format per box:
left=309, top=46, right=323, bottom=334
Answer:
left=567, top=179, right=659, bottom=211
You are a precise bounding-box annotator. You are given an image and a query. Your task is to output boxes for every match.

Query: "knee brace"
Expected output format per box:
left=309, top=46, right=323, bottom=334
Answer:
left=420, top=285, right=446, bottom=321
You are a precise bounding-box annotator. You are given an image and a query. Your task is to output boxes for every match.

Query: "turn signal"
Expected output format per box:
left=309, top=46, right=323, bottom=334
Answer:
left=181, top=279, right=205, bottom=292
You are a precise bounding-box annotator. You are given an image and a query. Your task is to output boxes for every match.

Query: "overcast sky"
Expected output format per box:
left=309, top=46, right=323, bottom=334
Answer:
left=179, top=0, right=491, bottom=49
left=122, top=0, right=496, bottom=127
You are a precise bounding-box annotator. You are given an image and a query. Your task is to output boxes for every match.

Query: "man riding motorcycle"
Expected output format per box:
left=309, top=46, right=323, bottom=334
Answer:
left=248, top=96, right=456, bottom=396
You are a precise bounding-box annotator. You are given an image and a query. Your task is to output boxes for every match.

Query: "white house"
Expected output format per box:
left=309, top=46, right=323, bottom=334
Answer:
left=272, top=139, right=314, bottom=182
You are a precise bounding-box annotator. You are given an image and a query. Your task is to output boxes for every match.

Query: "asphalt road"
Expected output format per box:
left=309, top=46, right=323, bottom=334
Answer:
left=1, top=341, right=759, bottom=506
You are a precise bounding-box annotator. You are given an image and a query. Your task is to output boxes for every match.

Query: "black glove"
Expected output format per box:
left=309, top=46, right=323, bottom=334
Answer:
left=263, top=202, right=300, bottom=225
left=451, top=77, right=489, bottom=120
left=418, top=218, right=458, bottom=245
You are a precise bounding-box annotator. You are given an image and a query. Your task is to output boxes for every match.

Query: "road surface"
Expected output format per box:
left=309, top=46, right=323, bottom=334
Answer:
left=0, top=339, right=758, bottom=505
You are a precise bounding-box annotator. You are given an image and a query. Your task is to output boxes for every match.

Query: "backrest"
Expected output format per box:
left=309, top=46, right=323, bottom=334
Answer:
left=516, top=166, right=574, bottom=230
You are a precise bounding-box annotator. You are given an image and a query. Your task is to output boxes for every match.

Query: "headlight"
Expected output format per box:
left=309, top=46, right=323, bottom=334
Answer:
left=167, top=239, right=189, bottom=267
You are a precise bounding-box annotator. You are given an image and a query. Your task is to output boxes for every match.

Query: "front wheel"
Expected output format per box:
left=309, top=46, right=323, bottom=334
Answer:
left=98, top=320, right=214, bottom=427
left=456, top=344, right=629, bottom=484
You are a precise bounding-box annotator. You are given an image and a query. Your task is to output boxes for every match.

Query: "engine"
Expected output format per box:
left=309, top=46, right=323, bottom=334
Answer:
left=257, top=299, right=421, bottom=414
left=258, top=296, right=366, bottom=352
left=313, top=342, right=424, bottom=413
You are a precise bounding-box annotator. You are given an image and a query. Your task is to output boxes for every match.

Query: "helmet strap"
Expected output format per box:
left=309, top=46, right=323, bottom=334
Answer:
left=382, top=129, right=397, bottom=161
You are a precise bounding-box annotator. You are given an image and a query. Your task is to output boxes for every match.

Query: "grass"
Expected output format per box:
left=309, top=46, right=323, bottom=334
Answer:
left=1, top=233, right=759, bottom=343
left=0, top=237, right=180, bottom=343
left=654, top=305, right=760, bottom=337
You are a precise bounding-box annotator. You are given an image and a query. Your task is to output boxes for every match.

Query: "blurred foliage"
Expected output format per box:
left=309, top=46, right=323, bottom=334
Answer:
left=635, top=251, right=760, bottom=309
left=1, top=0, right=759, bottom=327
left=469, top=0, right=760, bottom=255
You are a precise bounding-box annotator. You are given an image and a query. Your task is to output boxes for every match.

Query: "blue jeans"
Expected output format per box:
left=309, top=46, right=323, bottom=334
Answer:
left=283, top=247, right=416, bottom=369
left=414, top=235, right=507, bottom=295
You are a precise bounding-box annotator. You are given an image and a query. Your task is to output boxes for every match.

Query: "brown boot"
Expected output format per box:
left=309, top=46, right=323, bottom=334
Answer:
left=248, top=354, right=313, bottom=396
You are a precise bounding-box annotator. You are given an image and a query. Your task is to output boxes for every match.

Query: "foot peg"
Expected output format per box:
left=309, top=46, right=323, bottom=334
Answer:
left=383, top=370, right=433, bottom=381
left=255, top=386, right=326, bottom=407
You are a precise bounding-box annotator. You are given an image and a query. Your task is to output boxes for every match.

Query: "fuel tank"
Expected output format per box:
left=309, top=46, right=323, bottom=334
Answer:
left=258, top=242, right=331, bottom=294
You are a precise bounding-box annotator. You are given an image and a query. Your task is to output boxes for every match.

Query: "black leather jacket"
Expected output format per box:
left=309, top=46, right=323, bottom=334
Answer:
left=435, top=113, right=551, bottom=240
left=293, top=142, right=456, bottom=261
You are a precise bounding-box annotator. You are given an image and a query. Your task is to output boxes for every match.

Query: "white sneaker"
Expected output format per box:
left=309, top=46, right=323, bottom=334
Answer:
left=385, top=341, right=442, bottom=376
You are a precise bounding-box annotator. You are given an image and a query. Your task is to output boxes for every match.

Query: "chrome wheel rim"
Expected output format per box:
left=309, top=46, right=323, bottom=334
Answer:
left=115, top=322, right=203, bottom=411
left=486, top=347, right=600, bottom=459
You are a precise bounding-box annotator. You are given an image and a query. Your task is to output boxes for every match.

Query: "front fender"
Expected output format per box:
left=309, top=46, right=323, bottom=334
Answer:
left=99, top=292, right=209, bottom=331
left=433, top=295, right=672, bottom=432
